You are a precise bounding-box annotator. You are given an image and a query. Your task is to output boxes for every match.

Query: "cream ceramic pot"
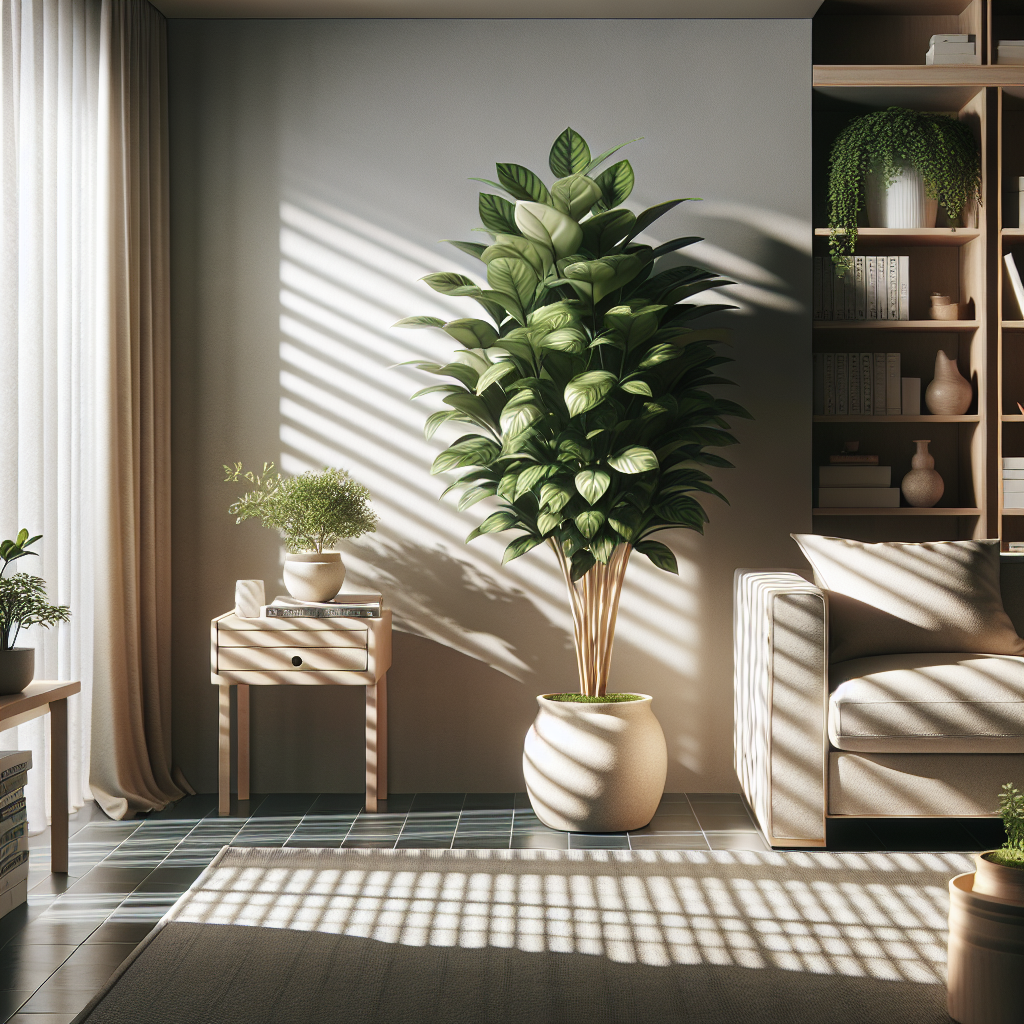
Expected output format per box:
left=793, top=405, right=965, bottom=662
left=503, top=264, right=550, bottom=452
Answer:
left=523, top=693, right=667, bottom=833
left=282, top=552, right=346, bottom=603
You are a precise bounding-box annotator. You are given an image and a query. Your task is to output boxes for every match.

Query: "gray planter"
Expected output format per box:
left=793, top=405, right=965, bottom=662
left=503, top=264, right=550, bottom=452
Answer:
left=0, top=648, right=34, bottom=695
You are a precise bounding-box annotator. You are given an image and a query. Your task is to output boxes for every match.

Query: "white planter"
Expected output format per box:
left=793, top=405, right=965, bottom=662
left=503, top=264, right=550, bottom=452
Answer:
left=523, top=693, right=667, bottom=833
left=865, top=160, right=939, bottom=229
left=282, top=552, right=346, bottom=603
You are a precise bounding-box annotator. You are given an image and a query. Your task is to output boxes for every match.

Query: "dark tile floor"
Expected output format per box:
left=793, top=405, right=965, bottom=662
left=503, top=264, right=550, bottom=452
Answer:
left=0, top=792, right=1004, bottom=1023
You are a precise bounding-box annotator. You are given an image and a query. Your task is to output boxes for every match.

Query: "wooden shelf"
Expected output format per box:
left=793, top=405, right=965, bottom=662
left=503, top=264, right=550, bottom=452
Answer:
left=814, top=415, right=979, bottom=423
left=1001, top=414, right=1024, bottom=422
left=813, top=320, right=980, bottom=330
left=813, top=507, right=982, bottom=516
left=1001, top=509, right=1024, bottom=516
left=1003, top=229, right=1024, bottom=238
left=814, top=66, right=1023, bottom=87
left=1003, top=321, right=1024, bottom=329
left=815, top=228, right=979, bottom=246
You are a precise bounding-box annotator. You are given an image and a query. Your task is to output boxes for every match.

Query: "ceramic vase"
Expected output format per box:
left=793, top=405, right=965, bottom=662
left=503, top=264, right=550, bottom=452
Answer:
left=282, top=552, right=346, bottom=603
left=523, top=693, right=667, bottom=833
left=925, top=351, right=973, bottom=415
left=0, top=648, right=34, bottom=695
left=929, top=293, right=960, bottom=321
left=865, top=160, right=939, bottom=229
left=901, top=440, right=944, bottom=508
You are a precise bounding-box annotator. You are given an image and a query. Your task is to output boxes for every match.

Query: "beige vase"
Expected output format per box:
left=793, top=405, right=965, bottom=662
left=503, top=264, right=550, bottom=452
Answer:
left=901, top=440, right=944, bottom=508
left=282, top=552, right=346, bottom=603
left=947, top=865, right=1024, bottom=1024
left=925, top=350, right=972, bottom=415
left=523, top=693, right=667, bottom=833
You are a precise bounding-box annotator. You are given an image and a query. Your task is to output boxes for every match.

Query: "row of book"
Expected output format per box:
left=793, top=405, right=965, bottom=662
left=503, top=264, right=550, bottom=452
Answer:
left=0, top=751, right=30, bottom=921
left=1004, top=458, right=1024, bottom=510
left=265, top=593, right=383, bottom=619
left=818, top=464, right=899, bottom=508
left=813, top=352, right=916, bottom=416
left=814, top=256, right=910, bottom=322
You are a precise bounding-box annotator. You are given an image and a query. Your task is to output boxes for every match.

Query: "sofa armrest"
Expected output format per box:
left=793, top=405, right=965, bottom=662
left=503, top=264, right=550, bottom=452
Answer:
left=734, top=570, right=828, bottom=847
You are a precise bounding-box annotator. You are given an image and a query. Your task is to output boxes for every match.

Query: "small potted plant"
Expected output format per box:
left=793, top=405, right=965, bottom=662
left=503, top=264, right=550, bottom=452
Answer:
left=224, top=463, right=379, bottom=603
left=0, top=530, right=71, bottom=694
left=973, top=783, right=1024, bottom=902
left=827, top=106, right=981, bottom=268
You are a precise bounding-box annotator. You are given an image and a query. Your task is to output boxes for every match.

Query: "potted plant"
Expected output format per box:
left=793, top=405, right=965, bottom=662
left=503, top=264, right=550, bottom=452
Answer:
left=0, top=530, right=71, bottom=694
left=395, top=126, right=748, bottom=832
left=827, top=106, right=981, bottom=268
left=224, top=463, right=379, bottom=603
left=973, top=783, right=1024, bottom=900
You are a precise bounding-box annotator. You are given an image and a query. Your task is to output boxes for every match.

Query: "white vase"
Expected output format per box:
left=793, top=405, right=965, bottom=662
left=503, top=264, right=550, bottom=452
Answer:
left=523, top=693, right=667, bottom=833
left=865, top=160, right=939, bottom=229
left=901, top=440, right=944, bottom=508
left=282, top=552, right=346, bottom=603
left=0, top=648, right=34, bottom=695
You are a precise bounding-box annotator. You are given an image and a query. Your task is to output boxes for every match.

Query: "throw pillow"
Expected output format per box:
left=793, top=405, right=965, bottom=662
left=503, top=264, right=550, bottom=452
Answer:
left=791, top=535, right=1024, bottom=663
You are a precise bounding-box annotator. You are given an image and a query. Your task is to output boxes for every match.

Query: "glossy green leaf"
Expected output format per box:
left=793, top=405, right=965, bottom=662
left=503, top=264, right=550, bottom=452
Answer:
left=537, top=512, right=563, bottom=535
left=514, top=463, right=558, bottom=500
left=432, top=436, right=501, bottom=474
left=479, top=193, right=520, bottom=235
left=442, top=318, right=499, bottom=349
left=550, top=174, right=603, bottom=219
left=486, top=258, right=538, bottom=312
left=411, top=384, right=464, bottom=399
left=502, top=534, right=545, bottom=564
left=623, top=199, right=697, bottom=245
left=482, top=234, right=552, bottom=277
left=593, top=160, right=634, bottom=212
left=467, top=510, right=519, bottom=541
left=443, top=393, right=496, bottom=428
left=443, top=239, right=489, bottom=261
left=476, top=361, right=516, bottom=394
left=621, top=380, right=653, bottom=397
left=539, top=328, right=587, bottom=354
left=574, top=469, right=610, bottom=504
left=422, top=272, right=478, bottom=295
left=457, top=484, right=498, bottom=511
left=539, top=482, right=573, bottom=514
left=496, top=471, right=519, bottom=501
left=652, top=495, right=709, bottom=527
left=500, top=391, right=544, bottom=436
left=569, top=549, right=597, bottom=582
left=638, top=344, right=683, bottom=369
left=393, top=315, right=446, bottom=329
left=583, top=138, right=641, bottom=176
left=635, top=539, right=679, bottom=574
left=580, top=209, right=636, bottom=257
left=564, top=370, right=617, bottom=417
left=423, top=410, right=461, bottom=440
left=607, top=446, right=659, bottom=474
left=575, top=510, right=605, bottom=539
left=496, top=163, right=551, bottom=204
left=549, top=127, right=591, bottom=178
left=608, top=506, right=641, bottom=540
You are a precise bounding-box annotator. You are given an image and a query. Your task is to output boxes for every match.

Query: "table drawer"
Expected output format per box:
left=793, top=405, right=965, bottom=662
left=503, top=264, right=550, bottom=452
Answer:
left=218, top=628, right=367, bottom=650
left=218, top=646, right=367, bottom=672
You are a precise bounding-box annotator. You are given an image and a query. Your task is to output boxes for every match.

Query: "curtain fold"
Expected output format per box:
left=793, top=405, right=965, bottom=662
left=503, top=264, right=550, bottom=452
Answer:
left=0, top=0, right=186, bottom=827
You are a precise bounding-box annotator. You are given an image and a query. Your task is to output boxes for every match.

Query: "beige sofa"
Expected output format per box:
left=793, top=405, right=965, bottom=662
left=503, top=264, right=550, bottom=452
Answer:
left=733, top=554, right=1024, bottom=848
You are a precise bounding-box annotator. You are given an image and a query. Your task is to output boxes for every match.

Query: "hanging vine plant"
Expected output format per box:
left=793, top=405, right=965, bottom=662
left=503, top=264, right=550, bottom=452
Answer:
left=827, top=106, right=981, bottom=268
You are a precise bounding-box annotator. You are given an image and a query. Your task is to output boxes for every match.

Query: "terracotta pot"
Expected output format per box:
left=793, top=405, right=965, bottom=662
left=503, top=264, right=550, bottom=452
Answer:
left=947, top=869, right=1024, bottom=1024
left=282, top=552, right=346, bottom=603
left=925, top=350, right=973, bottom=415
left=523, top=693, right=667, bottom=833
left=901, top=440, right=944, bottom=508
left=0, top=648, right=34, bottom=695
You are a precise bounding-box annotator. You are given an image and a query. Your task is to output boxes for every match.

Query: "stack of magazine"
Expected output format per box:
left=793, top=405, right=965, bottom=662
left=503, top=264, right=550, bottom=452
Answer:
left=265, top=593, right=383, bottom=619
left=0, top=750, right=31, bottom=920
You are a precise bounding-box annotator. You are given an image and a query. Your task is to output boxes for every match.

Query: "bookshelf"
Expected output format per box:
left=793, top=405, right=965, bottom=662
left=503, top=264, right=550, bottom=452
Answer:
left=811, top=0, right=1024, bottom=544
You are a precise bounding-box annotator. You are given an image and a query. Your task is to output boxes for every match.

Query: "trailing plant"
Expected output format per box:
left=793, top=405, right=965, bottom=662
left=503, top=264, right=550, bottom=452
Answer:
left=988, top=782, right=1024, bottom=869
left=224, top=463, right=379, bottom=554
left=0, top=530, right=71, bottom=651
left=827, top=106, right=981, bottom=268
left=395, top=126, right=749, bottom=696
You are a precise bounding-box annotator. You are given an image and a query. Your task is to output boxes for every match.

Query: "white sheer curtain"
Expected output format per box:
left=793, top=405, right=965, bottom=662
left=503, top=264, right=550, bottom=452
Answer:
left=0, top=0, right=184, bottom=830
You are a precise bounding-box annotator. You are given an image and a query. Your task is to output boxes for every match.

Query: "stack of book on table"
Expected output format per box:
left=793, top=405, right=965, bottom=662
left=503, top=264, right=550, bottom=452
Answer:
left=925, top=34, right=979, bottom=64
left=1004, top=458, right=1024, bottom=509
left=0, top=751, right=31, bottom=920
left=813, top=256, right=909, bottom=321
left=814, top=352, right=903, bottom=416
left=265, top=592, right=383, bottom=619
left=819, top=454, right=899, bottom=508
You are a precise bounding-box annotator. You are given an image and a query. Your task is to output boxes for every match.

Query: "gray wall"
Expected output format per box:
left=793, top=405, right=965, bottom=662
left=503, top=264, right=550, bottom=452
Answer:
left=168, top=18, right=812, bottom=796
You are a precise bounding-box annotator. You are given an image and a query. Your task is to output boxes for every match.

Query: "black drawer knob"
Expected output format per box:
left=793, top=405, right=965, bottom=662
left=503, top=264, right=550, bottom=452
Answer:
left=291, top=656, right=303, bottom=667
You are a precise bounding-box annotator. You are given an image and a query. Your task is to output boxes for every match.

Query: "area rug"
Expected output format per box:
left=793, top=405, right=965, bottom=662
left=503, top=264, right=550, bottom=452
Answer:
left=72, top=845, right=970, bottom=1023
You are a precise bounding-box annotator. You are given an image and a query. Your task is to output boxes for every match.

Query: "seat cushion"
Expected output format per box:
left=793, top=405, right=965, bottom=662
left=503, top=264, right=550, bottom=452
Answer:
left=792, top=535, right=1024, bottom=663
left=828, top=653, right=1024, bottom=753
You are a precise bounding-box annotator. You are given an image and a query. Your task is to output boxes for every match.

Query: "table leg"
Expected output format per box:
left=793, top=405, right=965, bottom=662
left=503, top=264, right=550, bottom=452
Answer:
left=366, top=682, right=379, bottom=813
left=237, top=684, right=250, bottom=802
left=378, top=673, right=387, bottom=801
left=49, top=698, right=69, bottom=874
left=218, top=684, right=231, bottom=816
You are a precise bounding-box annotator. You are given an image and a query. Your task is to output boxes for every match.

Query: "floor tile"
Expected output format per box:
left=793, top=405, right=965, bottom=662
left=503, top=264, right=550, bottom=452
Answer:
left=63, top=868, right=153, bottom=895
left=284, top=839, right=343, bottom=849
left=510, top=833, right=569, bottom=850
left=27, top=876, right=77, bottom=897
left=137, top=866, right=205, bottom=890
left=568, top=835, right=629, bottom=850
left=451, top=835, right=511, bottom=849
left=0, top=964, right=64, bottom=994
left=0, top=945, right=76, bottom=969
left=395, top=838, right=453, bottom=849
left=147, top=794, right=218, bottom=820
left=342, top=839, right=397, bottom=849
left=629, top=834, right=710, bottom=850
left=83, top=920, right=155, bottom=945
left=375, top=794, right=415, bottom=813
left=457, top=811, right=514, bottom=828
left=704, top=831, right=769, bottom=852
left=0, top=990, right=34, bottom=1019
left=409, top=793, right=465, bottom=813
left=657, top=793, right=691, bottom=805
left=629, top=814, right=701, bottom=835
left=7, top=1013, right=78, bottom=1023
left=690, top=813, right=757, bottom=833
left=214, top=795, right=269, bottom=820
left=305, top=794, right=365, bottom=815
left=462, top=793, right=515, bottom=811
left=17, top=984, right=106, bottom=1014
left=514, top=792, right=533, bottom=810
left=249, top=794, right=316, bottom=818
left=686, top=792, right=745, bottom=803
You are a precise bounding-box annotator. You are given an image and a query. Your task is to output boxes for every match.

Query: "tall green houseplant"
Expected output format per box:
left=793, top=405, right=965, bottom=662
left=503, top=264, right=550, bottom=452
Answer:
left=396, top=127, right=749, bottom=697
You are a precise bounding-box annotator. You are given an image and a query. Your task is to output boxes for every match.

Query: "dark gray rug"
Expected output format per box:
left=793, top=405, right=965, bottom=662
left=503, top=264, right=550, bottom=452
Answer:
left=73, top=845, right=968, bottom=1023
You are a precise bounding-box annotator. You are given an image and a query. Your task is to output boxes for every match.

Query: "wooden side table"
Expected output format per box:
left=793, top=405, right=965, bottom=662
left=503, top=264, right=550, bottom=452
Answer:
left=0, top=680, right=81, bottom=873
left=211, top=609, right=392, bottom=815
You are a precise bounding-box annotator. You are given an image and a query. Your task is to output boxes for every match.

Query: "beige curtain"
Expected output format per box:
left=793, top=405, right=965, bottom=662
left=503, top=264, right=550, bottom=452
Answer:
left=0, top=0, right=187, bottom=826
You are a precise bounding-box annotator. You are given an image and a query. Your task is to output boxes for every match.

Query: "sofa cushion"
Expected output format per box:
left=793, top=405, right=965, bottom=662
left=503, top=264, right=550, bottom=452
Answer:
left=828, top=653, right=1024, bottom=753
left=792, top=535, right=1024, bottom=663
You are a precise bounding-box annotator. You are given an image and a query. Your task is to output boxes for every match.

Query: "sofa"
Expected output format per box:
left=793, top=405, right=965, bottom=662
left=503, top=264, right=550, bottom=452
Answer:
left=733, top=538, right=1024, bottom=848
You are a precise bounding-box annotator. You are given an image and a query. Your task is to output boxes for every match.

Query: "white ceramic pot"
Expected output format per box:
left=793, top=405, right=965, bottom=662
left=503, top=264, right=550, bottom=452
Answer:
left=0, top=648, right=34, bottom=695
left=282, top=552, right=346, bottom=603
left=523, top=693, right=667, bottom=833
left=865, top=160, right=939, bottom=229
left=973, top=852, right=1024, bottom=903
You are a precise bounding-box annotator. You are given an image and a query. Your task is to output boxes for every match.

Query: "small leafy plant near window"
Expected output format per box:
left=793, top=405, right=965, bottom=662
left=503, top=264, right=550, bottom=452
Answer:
left=224, top=463, right=379, bottom=554
left=987, top=782, right=1024, bottom=870
left=0, top=530, right=71, bottom=651
left=827, top=106, right=981, bottom=269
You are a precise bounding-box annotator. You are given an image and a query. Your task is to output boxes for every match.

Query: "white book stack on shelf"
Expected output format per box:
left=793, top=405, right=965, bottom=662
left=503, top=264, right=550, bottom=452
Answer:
left=925, top=34, right=980, bottom=65
left=0, top=751, right=31, bottom=920
left=997, top=40, right=1024, bottom=66
left=818, top=464, right=899, bottom=508
left=1004, top=459, right=1024, bottom=509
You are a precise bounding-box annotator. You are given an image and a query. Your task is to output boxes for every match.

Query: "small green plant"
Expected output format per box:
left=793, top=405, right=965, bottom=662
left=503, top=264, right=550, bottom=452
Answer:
left=0, top=530, right=71, bottom=651
left=224, top=462, right=379, bottom=554
left=827, top=106, right=981, bottom=269
left=988, top=782, right=1024, bottom=870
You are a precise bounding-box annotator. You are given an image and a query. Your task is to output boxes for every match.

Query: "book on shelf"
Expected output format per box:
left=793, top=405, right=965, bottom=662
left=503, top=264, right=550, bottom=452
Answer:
left=829, top=453, right=878, bottom=465
left=1004, top=480, right=1024, bottom=494
left=265, top=593, right=383, bottom=619
left=885, top=353, right=901, bottom=415
left=1008, top=542, right=1024, bottom=552
left=813, top=257, right=909, bottom=321
left=996, top=41, right=1024, bottom=66
left=819, top=466, right=891, bottom=488
left=901, top=377, right=921, bottom=417
left=926, top=34, right=979, bottom=64
left=1005, top=495, right=1024, bottom=509
left=813, top=354, right=824, bottom=415
left=818, top=487, right=900, bottom=508
left=836, top=353, right=848, bottom=414
left=1004, top=469, right=1024, bottom=480
left=1006, top=253, right=1024, bottom=319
